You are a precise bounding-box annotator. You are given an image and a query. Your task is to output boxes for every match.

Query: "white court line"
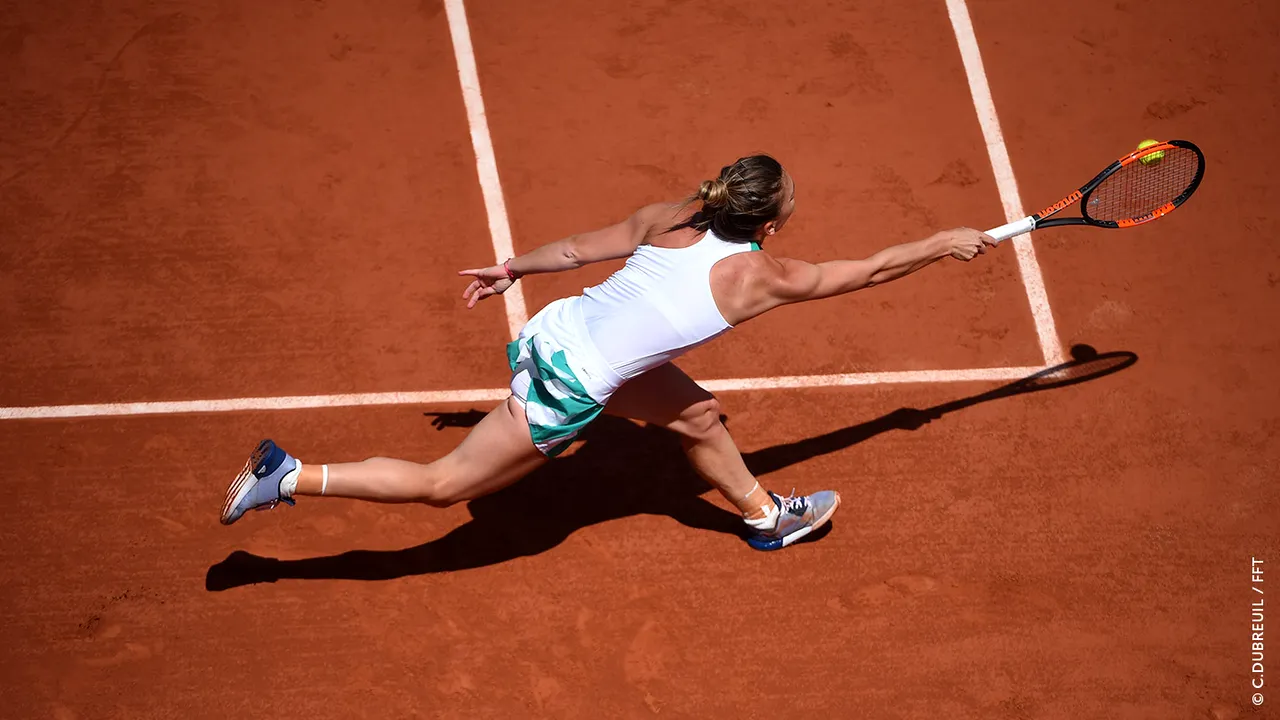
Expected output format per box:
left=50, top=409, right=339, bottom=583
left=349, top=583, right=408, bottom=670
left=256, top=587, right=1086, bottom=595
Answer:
left=0, top=389, right=510, bottom=421
left=699, top=366, right=1043, bottom=392
left=945, top=0, right=1065, bottom=366
left=443, top=0, right=528, bottom=340
left=0, top=366, right=1047, bottom=420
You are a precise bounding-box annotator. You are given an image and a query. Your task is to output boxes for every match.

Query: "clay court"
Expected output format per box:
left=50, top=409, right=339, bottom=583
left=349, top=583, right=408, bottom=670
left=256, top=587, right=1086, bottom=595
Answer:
left=2, top=0, right=1277, bottom=717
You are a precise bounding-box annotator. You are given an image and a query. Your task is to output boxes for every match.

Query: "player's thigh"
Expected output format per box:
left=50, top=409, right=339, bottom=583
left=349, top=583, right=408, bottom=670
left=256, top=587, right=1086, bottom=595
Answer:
left=604, top=363, right=719, bottom=434
left=434, top=395, right=547, bottom=503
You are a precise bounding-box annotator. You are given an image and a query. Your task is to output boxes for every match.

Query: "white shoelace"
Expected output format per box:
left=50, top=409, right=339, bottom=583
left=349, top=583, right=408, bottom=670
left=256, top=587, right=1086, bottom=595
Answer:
left=778, top=489, right=807, bottom=514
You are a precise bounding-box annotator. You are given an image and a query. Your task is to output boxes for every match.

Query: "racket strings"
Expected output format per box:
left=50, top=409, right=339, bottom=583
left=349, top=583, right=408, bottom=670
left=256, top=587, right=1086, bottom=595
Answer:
left=1086, top=147, right=1199, bottom=223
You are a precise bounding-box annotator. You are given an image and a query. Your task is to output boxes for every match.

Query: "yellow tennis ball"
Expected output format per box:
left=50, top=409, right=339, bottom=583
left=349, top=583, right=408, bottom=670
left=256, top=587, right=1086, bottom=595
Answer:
left=1137, top=139, right=1165, bottom=166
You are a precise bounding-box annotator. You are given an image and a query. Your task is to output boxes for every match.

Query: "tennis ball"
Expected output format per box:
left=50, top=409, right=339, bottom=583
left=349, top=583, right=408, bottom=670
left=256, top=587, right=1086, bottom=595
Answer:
left=1137, top=139, right=1165, bottom=166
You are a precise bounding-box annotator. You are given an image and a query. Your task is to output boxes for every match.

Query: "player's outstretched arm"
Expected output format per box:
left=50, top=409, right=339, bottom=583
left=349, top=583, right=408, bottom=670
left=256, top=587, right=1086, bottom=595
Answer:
left=765, top=227, right=995, bottom=306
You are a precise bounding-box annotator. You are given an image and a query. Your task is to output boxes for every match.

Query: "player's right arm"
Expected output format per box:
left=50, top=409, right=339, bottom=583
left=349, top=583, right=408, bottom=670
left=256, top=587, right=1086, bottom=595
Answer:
left=746, top=228, right=995, bottom=313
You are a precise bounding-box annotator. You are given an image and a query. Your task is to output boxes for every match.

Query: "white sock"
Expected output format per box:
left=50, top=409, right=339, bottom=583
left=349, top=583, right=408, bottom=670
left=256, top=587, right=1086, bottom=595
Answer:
left=743, top=500, right=779, bottom=532
left=279, top=460, right=301, bottom=498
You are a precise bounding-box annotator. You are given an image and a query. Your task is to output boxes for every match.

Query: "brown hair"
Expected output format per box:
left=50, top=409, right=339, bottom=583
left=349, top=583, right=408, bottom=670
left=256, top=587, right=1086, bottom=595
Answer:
left=668, top=155, right=786, bottom=242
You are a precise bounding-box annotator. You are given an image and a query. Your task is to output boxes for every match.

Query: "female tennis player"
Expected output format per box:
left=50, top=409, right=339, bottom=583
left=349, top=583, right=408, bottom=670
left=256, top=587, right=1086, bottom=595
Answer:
left=221, top=155, right=995, bottom=550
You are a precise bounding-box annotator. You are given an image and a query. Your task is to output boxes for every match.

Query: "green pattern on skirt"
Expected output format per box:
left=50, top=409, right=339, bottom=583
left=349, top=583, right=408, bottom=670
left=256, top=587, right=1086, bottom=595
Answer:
left=507, top=336, right=605, bottom=457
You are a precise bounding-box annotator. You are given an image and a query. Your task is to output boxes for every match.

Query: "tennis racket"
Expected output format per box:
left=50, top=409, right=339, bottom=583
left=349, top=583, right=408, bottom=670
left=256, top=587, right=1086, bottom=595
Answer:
left=986, top=139, right=1205, bottom=242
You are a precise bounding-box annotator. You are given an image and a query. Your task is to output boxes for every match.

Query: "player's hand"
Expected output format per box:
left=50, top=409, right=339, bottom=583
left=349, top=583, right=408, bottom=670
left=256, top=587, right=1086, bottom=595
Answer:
left=939, top=227, right=997, bottom=261
left=458, top=265, right=515, bottom=309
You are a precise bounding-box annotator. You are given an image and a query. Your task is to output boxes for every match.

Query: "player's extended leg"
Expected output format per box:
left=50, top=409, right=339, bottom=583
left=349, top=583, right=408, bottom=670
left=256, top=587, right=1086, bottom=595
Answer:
left=603, top=363, right=840, bottom=550
left=220, top=396, right=546, bottom=523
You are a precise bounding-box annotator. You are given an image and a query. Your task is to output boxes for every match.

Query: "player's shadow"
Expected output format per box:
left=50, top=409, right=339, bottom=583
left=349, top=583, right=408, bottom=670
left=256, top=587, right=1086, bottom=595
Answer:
left=206, top=416, right=748, bottom=591
left=205, top=344, right=1136, bottom=591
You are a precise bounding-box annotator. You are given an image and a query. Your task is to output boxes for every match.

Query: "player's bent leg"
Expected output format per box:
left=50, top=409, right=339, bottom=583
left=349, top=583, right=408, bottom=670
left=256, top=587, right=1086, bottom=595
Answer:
left=604, top=363, right=840, bottom=549
left=605, top=363, right=755, bottom=500
left=220, top=396, right=547, bottom=524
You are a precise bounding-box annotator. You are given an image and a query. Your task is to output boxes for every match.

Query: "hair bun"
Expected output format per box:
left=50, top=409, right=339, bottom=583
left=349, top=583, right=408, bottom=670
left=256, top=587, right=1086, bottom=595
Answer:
left=698, top=178, right=729, bottom=209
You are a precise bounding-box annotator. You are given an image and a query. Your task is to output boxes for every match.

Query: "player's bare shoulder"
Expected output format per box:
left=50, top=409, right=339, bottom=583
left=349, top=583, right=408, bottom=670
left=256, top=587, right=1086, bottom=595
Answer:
left=730, top=248, right=788, bottom=288
left=710, top=248, right=791, bottom=325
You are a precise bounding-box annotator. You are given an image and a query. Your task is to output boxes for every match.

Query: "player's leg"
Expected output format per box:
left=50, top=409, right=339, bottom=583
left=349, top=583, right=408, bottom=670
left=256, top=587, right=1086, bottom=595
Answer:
left=605, top=362, right=757, bottom=503
left=220, top=396, right=546, bottom=523
left=603, top=363, right=839, bottom=550
left=296, top=395, right=546, bottom=504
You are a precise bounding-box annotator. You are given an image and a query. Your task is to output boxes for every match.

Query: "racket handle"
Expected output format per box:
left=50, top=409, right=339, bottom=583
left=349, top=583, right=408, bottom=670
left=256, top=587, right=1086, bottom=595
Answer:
left=985, top=216, right=1036, bottom=243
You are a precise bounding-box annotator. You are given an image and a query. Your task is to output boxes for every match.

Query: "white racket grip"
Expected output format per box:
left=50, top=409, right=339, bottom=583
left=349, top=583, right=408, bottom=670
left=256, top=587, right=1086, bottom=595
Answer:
left=985, top=216, right=1036, bottom=244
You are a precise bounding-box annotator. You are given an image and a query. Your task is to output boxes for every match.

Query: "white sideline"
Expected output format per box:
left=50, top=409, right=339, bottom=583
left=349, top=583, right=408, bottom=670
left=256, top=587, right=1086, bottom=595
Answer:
left=443, top=0, right=528, bottom=340
left=0, top=366, right=1047, bottom=420
left=944, top=0, right=1065, bottom=366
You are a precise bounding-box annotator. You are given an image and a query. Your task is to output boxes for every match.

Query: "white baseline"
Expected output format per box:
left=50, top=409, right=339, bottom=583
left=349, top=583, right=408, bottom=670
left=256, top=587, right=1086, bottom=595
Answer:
left=0, top=366, right=1047, bottom=420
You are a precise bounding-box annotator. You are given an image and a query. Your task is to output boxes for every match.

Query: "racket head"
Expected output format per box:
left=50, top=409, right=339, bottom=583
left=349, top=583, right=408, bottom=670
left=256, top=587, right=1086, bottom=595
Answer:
left=1080, top=140, right=1205, bottom=228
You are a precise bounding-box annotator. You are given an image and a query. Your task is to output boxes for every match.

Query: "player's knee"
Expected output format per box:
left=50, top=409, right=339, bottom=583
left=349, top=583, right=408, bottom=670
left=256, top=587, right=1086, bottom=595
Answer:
left=418, top=477, right=463, bottom=508
left=420, top=492, right=460, bottom=508
left=676, top=396, right=724, bottom=442
left=409, top=462, right=464, bottom=508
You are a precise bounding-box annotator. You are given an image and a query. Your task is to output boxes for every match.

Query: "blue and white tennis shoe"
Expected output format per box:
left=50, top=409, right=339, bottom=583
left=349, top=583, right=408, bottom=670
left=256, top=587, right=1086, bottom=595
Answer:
left=220, top=439, right=297, bottom=525
left=746, top=490, right=841, bottom=551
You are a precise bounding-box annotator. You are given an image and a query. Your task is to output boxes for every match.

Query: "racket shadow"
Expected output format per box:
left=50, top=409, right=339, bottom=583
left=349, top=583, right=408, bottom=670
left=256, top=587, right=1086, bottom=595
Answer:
left=205, top=344, right=1134, bottom=591
left=743, top=344, right=1137, bottom=477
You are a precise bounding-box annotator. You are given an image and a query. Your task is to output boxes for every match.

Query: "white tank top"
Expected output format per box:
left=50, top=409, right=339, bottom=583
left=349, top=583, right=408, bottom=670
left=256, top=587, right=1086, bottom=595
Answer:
left=578, top=230, right=757, bottom=380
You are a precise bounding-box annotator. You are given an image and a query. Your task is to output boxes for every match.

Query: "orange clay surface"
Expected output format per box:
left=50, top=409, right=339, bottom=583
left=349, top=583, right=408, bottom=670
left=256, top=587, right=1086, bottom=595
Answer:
left=1, top=0, right=1277, bottom=718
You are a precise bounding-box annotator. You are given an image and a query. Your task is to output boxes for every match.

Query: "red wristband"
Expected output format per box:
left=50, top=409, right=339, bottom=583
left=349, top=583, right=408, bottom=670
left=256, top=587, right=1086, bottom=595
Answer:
left=503, top=259, right=518, bottom=281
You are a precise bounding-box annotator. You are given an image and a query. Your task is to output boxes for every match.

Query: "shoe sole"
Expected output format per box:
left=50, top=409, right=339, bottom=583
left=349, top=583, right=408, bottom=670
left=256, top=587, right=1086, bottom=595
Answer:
left=780, top=491, right=841, bottom=549
left=219, top=441, right=270, bottom=525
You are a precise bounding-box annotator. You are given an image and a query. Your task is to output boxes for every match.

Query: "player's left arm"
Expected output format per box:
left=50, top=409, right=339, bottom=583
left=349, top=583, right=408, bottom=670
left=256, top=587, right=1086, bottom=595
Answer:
left=458, top=203, right=676, bottom=308
left=508, top=202, right=674, bottom=274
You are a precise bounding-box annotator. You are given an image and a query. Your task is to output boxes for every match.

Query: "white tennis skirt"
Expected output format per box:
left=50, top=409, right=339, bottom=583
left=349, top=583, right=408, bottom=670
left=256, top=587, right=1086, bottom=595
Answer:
left=507, top=297, right=625, bottom=457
